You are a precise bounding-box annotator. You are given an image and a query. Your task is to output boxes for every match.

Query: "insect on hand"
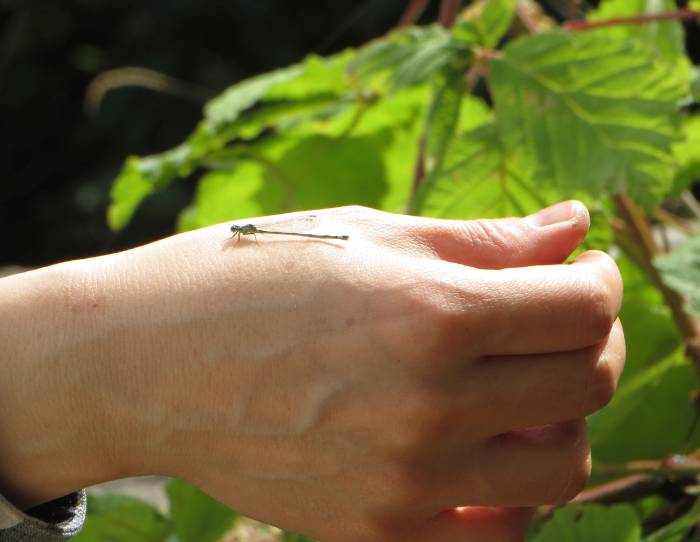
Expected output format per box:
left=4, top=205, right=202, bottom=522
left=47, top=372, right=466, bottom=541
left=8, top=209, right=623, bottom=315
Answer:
left=230, top=223, right=349, bottom=242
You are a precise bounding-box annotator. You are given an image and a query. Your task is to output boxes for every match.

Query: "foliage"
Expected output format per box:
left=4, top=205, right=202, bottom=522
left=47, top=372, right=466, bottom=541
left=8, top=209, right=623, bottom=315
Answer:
left=103, top=0, right=700, bottom=540
left=656, top=233, right=700, bottom=320
left=73, top=480, right=238, bottom=542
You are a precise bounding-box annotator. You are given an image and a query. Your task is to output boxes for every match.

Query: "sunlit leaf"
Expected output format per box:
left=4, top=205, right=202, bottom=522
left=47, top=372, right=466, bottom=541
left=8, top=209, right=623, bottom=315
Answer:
left=348, top=25, right=471, bottom=93
left=453, top=0, right=517, bottom=48
left=655, top=231, right=700, bottom=319
left=73, top=494, right=172, bottom=542
left=588, top=348, right=698, bottom=462
left=423, top=68, right=466, bottom=178
left=588, top=0, right=685, bottom=63
left=413, top=121, right=549, bottom=219
left=204, top=64, right=304, bottom=129
left=692, top=66, right=700, bottom=103
left=109, top=53, right=354, bottom=230
left=672, top=114, right=700, bottom=193
left=616, top=253, right=682, bottom=384
left=489, top=31, right=689, bottom=210
left=167, top=479, right=238, bottom=542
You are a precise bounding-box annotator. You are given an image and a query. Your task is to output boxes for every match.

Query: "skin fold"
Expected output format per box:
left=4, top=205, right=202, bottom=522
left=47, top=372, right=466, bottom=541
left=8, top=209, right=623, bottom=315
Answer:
left=0, top=202, right=624, bottom=542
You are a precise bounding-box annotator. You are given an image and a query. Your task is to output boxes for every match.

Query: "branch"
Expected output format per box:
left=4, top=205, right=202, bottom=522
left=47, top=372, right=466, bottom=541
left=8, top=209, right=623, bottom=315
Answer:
left=572, top=475, right=667, bottom=505
left=396, top=0, right=430, bottom=29
left=540, top=457, right=700, bottom=518
left=596, top=456, right=700, bottom=477
left=539, top=475, right=666, bottom=519
left=438, top=0, right=461, bottom=29
left=410, top=135, right=427, bottom=204
left=564, top=8, right=700, bottom=31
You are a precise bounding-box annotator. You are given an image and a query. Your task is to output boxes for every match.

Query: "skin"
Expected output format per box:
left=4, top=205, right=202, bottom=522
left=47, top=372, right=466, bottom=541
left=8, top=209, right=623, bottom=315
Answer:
left=0, top=202, right=624, bottom=542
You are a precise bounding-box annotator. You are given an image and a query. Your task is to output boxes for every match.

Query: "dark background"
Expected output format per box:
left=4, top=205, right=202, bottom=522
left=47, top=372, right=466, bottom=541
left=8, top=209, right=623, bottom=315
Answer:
left=1, top=0, right=697, bottom=267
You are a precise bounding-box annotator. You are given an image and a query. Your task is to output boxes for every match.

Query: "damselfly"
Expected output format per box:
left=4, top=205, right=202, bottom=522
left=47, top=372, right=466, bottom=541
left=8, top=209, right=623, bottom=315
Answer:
left=230, top=216, right=349, bottom=242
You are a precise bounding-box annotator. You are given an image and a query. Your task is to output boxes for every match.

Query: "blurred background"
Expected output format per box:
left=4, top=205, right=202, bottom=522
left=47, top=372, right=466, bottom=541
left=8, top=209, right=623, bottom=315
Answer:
left=1, top=0, right=698, bottom=268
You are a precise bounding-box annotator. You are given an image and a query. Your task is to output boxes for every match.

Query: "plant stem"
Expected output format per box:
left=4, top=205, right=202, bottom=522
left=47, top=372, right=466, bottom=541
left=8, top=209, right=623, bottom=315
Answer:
left=564, top=8, right=700, bottom=31
left=540, top=475, right=667, bottom=515
left=438, top=0, right=461, bottom=29
left=541, top=456, right=700, bottom=516
left=410, top=135, right=427, bottom=207
left=397, top=0, right=430, bottom=28
left=597, top=456, right=700, bottom=477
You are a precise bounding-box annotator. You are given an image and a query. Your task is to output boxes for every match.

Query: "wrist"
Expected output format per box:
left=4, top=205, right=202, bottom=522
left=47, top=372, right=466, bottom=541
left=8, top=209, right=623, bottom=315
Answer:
left=0, top=258, right=148, bottom=508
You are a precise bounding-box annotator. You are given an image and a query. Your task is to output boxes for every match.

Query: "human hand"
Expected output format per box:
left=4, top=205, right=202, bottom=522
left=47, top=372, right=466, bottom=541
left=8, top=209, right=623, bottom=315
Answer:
left=94, top=202, right=621, bottom=541
left=0, top=202, right=623, bottom=542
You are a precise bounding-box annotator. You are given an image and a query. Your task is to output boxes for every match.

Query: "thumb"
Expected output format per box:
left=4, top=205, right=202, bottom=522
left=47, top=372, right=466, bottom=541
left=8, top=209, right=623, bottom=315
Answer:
left=424, top=200, right=590, bottom=269
left=410, top=506, right=534, bottom=542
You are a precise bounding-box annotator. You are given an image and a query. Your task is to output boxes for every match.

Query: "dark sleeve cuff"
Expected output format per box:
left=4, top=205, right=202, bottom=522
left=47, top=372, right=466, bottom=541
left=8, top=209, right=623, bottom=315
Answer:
left=0, top=490, right=86, bottom=541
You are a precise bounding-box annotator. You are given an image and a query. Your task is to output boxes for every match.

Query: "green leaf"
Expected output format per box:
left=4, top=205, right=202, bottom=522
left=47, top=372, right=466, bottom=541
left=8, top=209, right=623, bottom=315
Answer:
left=588, top=348, right=698, bottom=462
left=204, top=64, right=303, bottom=128
left=413, top=118, right=555, bottom=219
left=73, top=494, right=172, bottom=542
left=206, top=51, right=354, bottom=139
left=489, top=30, right=689, bottom=210
left=181, top=134, right=387, bottom=229
left=108, top=143, right=192, bottom=230
left=423, top=69, right=466, bottom=179
left=643, top=497, right=700, bottom=541
left=348, top=25, right=470, bottom=93
left=453, top=0, right=517, bottom=48
left=672, top=114, right=700, bottom=193
left=656, top=231, right=700, bottom=320
left=692, top=0, right=700, bottom=10
left=166, top=479, right=238, bottom=542
left=282, top=532, right=317, bottom=542
left=263, top=53, right=351, bottom=101
left=179, top=86, right=427, bottom=230
left=616, top=253, right=682, bottom=384
left=588, top=0, right=685, bottom=63
left=177, top=156, right=284, bottom=230
left=109, top=53, right=355, bottom=231
left=692, top=66, right=700, bottom=103
left=531, top=504, right=641, bottom=542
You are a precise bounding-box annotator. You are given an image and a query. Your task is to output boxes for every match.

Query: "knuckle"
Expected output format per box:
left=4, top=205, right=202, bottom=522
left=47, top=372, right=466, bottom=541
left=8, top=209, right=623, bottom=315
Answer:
left=356, top=518, right=414, bottom=542
left=588, top=355, right=618, bottom=411
left=462, top=219, right=523, bottom=257
left=374, top=463, right=432, bottom=509
left=393, top=389, right=456, bottom=450
left=560, top=452, right=592, bottom=502
left=355, top=520, right=391, bottom=542
left=549, top=425, right=591, bottom=503
left=394, top=284, right=469, bottom=370
left=579, top=277, right=616, bottom=341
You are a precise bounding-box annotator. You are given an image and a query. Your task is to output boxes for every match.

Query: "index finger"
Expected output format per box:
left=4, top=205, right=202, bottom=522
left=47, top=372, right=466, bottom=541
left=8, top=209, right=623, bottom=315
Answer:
left=441, top=250, right=623, bottom=357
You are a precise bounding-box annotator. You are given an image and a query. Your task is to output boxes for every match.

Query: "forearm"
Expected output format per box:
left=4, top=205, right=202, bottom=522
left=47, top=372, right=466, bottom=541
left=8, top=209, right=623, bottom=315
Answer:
left=0, top=258, right=146, bottom=509
left=0, top=227, right=267, bottom=508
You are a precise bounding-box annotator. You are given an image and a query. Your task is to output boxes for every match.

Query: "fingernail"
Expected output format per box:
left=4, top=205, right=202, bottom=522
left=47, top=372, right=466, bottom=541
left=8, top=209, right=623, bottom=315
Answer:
left=526, top=201, right=584, bottom=227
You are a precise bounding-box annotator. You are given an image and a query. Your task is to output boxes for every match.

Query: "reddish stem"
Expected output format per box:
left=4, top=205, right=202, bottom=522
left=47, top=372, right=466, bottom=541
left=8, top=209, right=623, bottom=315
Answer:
left=438, top=0, right=461, bottom=29
left=410, top=134, right=427, bottom=203
left=564, top=8, right=700, bottom=31
left=397, top=0, right=430, bottom=28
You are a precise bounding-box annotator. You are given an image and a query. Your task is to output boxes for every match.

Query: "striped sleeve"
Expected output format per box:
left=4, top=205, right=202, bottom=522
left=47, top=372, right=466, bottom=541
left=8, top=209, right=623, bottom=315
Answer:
left=0, top=491, right=86, bottom=541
